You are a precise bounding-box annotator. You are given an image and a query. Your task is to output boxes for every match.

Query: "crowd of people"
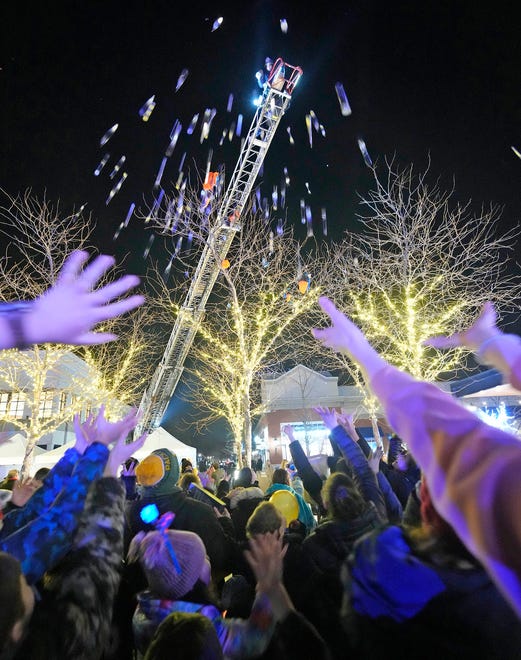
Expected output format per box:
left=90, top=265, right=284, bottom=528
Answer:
left=0, top=251, right=520, bottom=658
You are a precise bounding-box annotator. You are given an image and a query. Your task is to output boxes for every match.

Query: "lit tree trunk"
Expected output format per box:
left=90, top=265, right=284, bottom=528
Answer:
left=243, top=395, right=252, bottom=468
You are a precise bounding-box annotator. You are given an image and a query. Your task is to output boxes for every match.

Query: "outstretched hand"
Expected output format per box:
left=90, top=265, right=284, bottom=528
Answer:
left=25, top=250, right=145, bottom=346
left=74, top=406, right=141, bottom=452
left=367, top=446, right=384, bottom=474
left=313, top=406, right=338, bottom=431
left=244, top=530, right=287, bottom=594
left=312, top=297, right=385, bottom=381
left=424, top=302, right=500, bottom=352
left=282, top=424, right=295, bottom=441
left=337, top=412, right=357, bottom=440
left=104, top=431, right=148, bottom=477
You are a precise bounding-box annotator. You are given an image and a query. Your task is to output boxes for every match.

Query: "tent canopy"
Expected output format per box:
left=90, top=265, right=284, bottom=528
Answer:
left=0, top=433, right=44, bottom=466
left=34, top=426, right=197, bottom=469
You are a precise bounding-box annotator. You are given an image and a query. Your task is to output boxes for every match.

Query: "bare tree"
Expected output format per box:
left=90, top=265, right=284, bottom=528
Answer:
left=0, top=190, right=157, bottom=477
left=152, top=183, right=325, bottom=466
left=325, top=159, right=521, bottom=431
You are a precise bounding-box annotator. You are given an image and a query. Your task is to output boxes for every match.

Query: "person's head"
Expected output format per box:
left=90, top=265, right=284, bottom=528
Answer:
left=271, top=468, right=290, bottom=486
left=33, top=467, right=50, bottom=484
left=211, top=461, right=219, bottom=471
left=178, top=472, right=201, bottom=492
left=246, top=501, right=284, bottom=538
left=323, top=472, right=367, bottom=521
left=127, top=530, right=211, bottom=600
left=6, top=470, right=18, bottom=482
left=0, top=553, right=35, bottom=654
left=216, top=479, right=230, bottom=500
left=233, top=467, right=253, bottom=488
left=144, top=612, right=223, bottom=660
left=135, top=448, right=180, bottom=495
left=180, top=458, right=193, bottom=474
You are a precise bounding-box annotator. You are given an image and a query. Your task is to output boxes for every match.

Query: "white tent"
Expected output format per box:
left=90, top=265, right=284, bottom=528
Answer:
left=33, top=426, right=197, bottom=469
left=0, top=433, right=44, bottom=478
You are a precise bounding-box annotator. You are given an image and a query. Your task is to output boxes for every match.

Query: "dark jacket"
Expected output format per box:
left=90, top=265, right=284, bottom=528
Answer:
left=13, top=477, right=126, bottom=660
left=0, top=443, right=109, bottom=585
left=303, top=505, right=381, bottom=575
left=342, top=525, right=521, bottom=659
left=125, top=489, right=231, bottom=577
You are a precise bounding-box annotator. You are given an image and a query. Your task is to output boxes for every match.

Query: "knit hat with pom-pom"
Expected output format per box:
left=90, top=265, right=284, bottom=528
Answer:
left=128, top=529, right=209, bottom=600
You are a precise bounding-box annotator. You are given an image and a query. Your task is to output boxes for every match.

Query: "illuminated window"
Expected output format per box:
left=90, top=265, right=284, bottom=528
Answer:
left=0, top=393, right=9, bottom=416
left=59, top=391, right=69, bottom=412
left=38, top=391, right=54, bottom=419
left=9, top=393, right=26, bottom=418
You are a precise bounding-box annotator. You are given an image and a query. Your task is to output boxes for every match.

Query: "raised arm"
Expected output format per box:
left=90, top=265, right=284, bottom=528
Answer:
left=313, top=296, right=521, bottom=618
left=0, top=250, right=144, bottom=350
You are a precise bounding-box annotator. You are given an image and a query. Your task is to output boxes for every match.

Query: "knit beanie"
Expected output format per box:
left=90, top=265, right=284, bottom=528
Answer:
left=128, top=529, right=209, bottom=600
left=136, top=448, right=180, bottom=495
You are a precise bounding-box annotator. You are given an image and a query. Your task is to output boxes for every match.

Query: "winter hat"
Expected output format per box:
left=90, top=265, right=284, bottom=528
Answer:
left=128, top=529, right=210, bottom=600
left=136, top=448, right=180, bottom=494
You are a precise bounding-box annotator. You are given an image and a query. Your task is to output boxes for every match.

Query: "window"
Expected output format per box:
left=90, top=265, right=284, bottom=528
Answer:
left=8, top=393, right=26, bottom=418
left=0, top=393, right=9, bottom=416
left=38, top=391, right=54, bottom=419
left=59, top=391, right=69, bottom=412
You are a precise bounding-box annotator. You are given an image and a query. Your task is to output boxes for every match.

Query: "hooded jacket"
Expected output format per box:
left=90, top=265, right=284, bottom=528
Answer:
left=342, top=525, right=521, bottom=659
left=125, top=450, right=231, bottom=576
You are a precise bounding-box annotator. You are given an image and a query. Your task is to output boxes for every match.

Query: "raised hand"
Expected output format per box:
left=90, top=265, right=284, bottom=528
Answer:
left=25, top=250, right=145, bottom=346
left=367, top=446, right=384, bottom=474
left=424, top=302, right=500, bottom=352
left=313, top=406, right=338, bottom=431
left=11, top=477, right=40, bottom=507
left=104, top=431, right=148, bottom=477
left=312, top=297, right=385, bottom=381
left=337, top=412, right=357, bottom=440
left=282, top=424, right=296, bottom=441
left=244, top=530, right=287, bottom=593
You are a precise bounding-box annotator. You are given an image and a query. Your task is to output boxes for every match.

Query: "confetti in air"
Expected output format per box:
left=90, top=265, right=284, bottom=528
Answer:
left=511, top=145, right=521, bottom=160
left=287, top=126, right=295, bottom=145
left=100, top=124, right=118, bottom=147
left=357, top=138, right=373, bottom=167
left=305, top=114, right=313, bottom=148
left=280, top=18, right=288, bottom=33
left=166, top=121, right=182, bottom=157
left=94, top=153, right=110, bottom=176
left=227, top=93, right=234, bottom=112
left=300, top=199, right=306, bottom=224
left=175, top=69, right=189, bottom=92
left=143, top=235, right=155, bottom=259
left=124, top=202, right=136, bottom=227
left=283, top=166, right=290, bottom=185
left=305, top=182, right=311, bottom=195
left=154, top=157, right=168, bottom=188
left=319, top=124, right=326, bottom=137
left=139, top=95, right=156, bottom=122
left=335, top=82, right=352, bottom=116
left=211, top=16, right=223, bottom=31
left=109, top=156, right=126, bottom=179
left=106, top=172, right=128, bottom=205
left=187, top=114, right=199, bottom=135
left=309, top=110, right=320, bottom=132
left=236, top=114, right=243, bottom=137
left=321, top=208, right=327, bottom=236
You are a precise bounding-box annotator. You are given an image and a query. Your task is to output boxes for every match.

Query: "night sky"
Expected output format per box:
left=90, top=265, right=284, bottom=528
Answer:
left=1, top=1, right=521, bottom=453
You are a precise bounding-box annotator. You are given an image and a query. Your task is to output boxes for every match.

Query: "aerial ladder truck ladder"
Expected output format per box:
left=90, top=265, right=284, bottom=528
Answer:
left=136, top=59, right=303, bottom=435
